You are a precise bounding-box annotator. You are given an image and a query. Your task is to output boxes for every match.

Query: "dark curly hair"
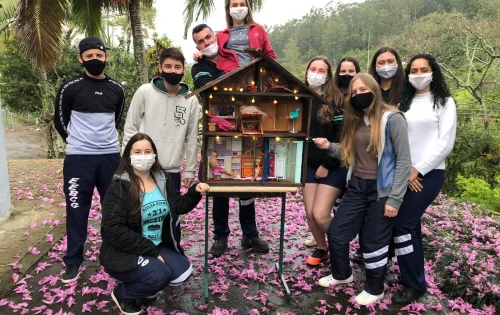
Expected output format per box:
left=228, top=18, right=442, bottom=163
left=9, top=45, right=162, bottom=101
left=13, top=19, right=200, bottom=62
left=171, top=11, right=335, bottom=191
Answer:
left=399, top=54, right=451, bottom=112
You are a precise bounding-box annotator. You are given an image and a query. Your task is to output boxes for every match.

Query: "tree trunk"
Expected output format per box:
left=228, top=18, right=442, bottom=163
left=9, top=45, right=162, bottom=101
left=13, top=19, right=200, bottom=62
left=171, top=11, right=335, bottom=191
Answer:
left=129, top=0, right=149, bottom=84
left=39, top=67, right=65, bottom=159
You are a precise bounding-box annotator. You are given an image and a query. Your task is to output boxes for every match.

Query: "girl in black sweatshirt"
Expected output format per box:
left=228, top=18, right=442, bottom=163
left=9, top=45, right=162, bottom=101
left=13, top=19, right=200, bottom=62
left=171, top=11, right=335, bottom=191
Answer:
left=303, top=56, right=347, bottom=266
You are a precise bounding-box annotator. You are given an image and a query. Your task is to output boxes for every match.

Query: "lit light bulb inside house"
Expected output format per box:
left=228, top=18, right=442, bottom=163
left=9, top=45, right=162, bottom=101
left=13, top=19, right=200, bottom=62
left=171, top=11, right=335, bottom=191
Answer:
left=275, top=78, right=279, bottom=82
left=274, top=99, right=278, bottom=104
left=293, top=89, right=298, bottom=94
left=276, top=137, right=281, bottom=142
left=240, top=88, right=244, bottom=92
left=251, top=80, right=255, bottom=85
left=216, top=135, right=220, bottom=140
left=213, top=86, right=218, bottom=91
left=251, top=97, right=255, bottom=103
left=295, top=96, right=299, bottom=100
left=224, top=87, right=228, bottom=91
left=229, top=87, right=233, bottom=91
left=205, top=110, right=208, bottom=114
left=231, top=96, right=235, bottom=101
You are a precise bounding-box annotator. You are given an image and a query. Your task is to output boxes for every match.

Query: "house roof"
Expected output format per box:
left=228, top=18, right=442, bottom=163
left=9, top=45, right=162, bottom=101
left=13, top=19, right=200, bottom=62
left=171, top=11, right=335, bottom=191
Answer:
left=185, top=48, right=328, bottom=105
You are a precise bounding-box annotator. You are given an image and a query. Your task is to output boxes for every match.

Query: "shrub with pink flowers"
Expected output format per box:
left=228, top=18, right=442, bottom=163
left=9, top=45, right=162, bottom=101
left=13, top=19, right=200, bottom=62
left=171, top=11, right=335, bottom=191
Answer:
left=422, top=194, right=500, bottom=312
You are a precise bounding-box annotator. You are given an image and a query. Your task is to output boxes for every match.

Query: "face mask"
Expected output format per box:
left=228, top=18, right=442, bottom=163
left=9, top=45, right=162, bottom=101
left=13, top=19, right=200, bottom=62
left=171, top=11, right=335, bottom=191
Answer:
left=230, top=7, right=248, bottom=22
left=130, top=154, right=156, bottom=172
left=161, top=72, right=184, bottom=86
left=338, top=75, right=354, bottom=88
left=83, top=59, right=106, bottom=76
left=351, top=92, right=374, bottom=111
left=307, top=72, right=327, bottom=89
left=202, top=41, right=219, bottom=58
left=409, top=72, right=433, bottom=91
left=376, top=65, right=398, bottom=79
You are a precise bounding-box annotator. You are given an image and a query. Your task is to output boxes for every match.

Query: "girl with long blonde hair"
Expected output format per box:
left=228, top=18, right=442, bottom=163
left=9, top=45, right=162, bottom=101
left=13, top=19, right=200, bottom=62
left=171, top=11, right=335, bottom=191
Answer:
left=314, top=73, right=411, bottom=305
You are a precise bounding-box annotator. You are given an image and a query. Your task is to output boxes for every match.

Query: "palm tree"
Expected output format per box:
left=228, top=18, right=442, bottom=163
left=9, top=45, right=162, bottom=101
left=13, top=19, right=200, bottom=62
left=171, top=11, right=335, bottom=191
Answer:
left=182, top=0, right=264, bottom=39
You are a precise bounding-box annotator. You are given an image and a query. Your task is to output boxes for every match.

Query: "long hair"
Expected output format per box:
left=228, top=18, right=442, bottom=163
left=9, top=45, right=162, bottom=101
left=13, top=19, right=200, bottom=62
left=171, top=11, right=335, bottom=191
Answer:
left=116, top=133, right=166, bottom=215
left=333, top=56, right=361, bottom=88
left=399, top=54, right=452, bottom=112
left=225, top=0, right=257, bottom=27
left=304, top=56, right=344, bottom=122
left=368, top=47, right=404, bottom=106
left=341, top=73, right=398, bottom=167
left=209, top=150, right=218, bottom=169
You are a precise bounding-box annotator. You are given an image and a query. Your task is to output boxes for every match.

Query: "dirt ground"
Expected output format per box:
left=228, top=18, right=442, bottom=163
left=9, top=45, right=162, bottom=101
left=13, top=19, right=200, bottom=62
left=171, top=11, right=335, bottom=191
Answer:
left=4, top=124, right=47, bottom=160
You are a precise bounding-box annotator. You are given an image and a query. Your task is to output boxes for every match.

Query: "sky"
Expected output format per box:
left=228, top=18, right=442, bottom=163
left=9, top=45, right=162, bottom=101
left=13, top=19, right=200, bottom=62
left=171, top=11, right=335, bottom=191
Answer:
left=152, top=0, right=361, bottom=63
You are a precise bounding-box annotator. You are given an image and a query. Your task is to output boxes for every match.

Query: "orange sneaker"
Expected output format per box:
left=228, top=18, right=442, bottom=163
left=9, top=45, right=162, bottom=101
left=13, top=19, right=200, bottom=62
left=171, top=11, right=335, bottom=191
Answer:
left=306, top=248, right=329, bottom=266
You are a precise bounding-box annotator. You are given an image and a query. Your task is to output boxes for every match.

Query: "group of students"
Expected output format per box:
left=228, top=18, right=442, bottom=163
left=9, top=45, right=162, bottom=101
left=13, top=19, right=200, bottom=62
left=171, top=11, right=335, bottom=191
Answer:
left=52, top=0, right=457, bottom=314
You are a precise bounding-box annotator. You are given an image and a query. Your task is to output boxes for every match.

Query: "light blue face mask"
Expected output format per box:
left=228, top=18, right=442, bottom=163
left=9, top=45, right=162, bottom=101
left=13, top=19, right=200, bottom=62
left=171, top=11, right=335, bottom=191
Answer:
left=376, top=64, right=398, bottom=79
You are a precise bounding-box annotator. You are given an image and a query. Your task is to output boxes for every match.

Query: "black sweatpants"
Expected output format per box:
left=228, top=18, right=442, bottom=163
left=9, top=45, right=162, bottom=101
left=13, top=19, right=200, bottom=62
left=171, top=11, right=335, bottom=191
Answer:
left=63, top=153, right=120, bottom=266
left=393, top=169, right=444, bottom=292
left=327, top=176, right=395, bottom=295
left=107, top=244, right=192, bottom=300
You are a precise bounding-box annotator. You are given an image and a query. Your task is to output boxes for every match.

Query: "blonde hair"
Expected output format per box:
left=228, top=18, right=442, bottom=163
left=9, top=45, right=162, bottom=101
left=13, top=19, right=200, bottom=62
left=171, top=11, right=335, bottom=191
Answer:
left=209, top=150, right=218, bottom=169
left=225, top=0, right=257, bottom=27
left=341, top=73, right=398, bottom=167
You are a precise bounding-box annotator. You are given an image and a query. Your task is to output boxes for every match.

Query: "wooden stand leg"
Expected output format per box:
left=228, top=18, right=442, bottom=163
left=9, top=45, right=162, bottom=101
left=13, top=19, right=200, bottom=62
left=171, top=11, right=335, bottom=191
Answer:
left=275, top=193, right=292, bottom=298
left=204, top=195, right=209, bottom=303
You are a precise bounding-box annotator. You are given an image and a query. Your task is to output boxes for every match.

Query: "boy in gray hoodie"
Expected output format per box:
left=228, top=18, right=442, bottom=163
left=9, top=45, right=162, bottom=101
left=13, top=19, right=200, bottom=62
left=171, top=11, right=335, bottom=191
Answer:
left=123, top=48, right=200, bottom=190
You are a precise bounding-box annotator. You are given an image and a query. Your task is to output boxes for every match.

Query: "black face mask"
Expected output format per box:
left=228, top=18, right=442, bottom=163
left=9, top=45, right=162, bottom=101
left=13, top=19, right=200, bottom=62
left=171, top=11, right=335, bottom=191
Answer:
left=338, top=75, right=354, bottom=88
left=351, top=92, right=374, bottom=111
left=161, top=72, right=184, bottom=86
left=82, top=59, right=106, bottom=76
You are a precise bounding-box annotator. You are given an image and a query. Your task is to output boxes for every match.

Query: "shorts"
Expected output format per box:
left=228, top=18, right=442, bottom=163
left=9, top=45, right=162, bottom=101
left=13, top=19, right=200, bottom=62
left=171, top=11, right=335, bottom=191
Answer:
left=305, top=165, right=348, bottom=189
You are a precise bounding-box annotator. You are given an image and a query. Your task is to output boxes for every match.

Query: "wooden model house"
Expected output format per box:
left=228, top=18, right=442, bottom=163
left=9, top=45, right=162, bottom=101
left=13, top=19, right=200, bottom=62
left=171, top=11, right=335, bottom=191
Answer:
left=185, top=49, right=327, bottom=187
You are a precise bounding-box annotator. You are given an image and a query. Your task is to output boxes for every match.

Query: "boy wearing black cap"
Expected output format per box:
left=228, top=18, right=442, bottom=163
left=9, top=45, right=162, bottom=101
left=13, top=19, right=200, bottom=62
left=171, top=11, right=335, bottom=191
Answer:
left=54, top=36, right=125, bottom=283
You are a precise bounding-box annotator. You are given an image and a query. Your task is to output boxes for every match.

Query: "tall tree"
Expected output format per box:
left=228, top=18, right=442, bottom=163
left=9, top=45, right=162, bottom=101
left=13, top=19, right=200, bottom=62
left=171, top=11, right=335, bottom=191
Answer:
left=128, top=0, right=148, bottom=83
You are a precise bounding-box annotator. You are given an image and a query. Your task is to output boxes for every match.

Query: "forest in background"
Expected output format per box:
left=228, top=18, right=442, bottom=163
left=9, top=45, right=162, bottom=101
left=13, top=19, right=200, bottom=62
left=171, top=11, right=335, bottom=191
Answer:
left=268, top=0, right=500, bottom=212
left=0, top=0, right=498, bottom=212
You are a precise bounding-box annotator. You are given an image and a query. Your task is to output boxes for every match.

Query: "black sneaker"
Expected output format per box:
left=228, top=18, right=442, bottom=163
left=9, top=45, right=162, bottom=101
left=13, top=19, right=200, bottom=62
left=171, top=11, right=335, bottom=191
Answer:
left=210, top=238, right=228, bottom=257
left=61, top=264, right=80, bottom=283
left=387, top=275, right=402, bottom=286
left=306, top=248, right=329, bottom=266
left=112, top=289, right=142, bottom=315
left=241, top=236, right=270, bottom=253
left=351, top=248, right=364, bottom=264
left=136, top=294, right=157, bottom=307
left=392, top=286, right=426, bottom=305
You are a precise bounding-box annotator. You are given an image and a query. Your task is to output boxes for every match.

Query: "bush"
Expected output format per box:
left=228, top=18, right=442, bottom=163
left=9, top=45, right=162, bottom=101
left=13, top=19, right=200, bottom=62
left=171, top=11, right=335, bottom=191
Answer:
left=457, top=175, right=500, bottom=214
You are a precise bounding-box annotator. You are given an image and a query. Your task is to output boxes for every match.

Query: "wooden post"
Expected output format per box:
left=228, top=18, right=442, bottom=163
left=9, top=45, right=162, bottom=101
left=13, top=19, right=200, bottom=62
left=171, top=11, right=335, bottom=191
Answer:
left=0, top=100, right=11, bottom=221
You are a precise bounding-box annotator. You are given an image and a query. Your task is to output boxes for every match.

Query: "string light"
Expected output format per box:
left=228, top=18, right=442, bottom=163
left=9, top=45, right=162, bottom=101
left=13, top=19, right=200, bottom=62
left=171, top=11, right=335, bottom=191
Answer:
left=223, top=87, right=228, bottom=91
left=251, top=97, right=255, bottom=103
left=251, top=80, right=255, bottom=85
left=229, top=87, right=233, bottom=91
left=213, top=86, right=218, bottom=91
left=216, top=135, right=220, bottom=140
left=231, top=96, right=235, bottom=101
left=209, top=93, right=213, bottom=99
left=273, top=99, right=278, bottom=104
left=240, top=88, right=244, bottom=92
left=275, top=78, right=279, bottom=82
left=205, top=110, right=208, bottom=114
left=293, top=89, right=298, bottom=94
left=276, top=137, right=281, bottom=142
left=234, top=135, right=239, bottom=138
left=295, top=96, right=299, bottom=100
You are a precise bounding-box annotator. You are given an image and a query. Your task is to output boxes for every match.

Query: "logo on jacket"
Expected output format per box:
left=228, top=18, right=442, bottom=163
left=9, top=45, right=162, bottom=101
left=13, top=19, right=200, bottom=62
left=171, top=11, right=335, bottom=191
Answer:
left=95, top=91, right=103, bottom=95
left=174, top=106, right=186, bottom=126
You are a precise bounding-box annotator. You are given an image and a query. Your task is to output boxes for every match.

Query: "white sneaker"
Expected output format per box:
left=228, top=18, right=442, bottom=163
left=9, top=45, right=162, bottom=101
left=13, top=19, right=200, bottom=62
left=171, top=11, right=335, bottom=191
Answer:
left=318, top=274, right=353, bottom=287
left=304, top=238, right=317, bottom=247
left=355, top=290, right=384, bottom=305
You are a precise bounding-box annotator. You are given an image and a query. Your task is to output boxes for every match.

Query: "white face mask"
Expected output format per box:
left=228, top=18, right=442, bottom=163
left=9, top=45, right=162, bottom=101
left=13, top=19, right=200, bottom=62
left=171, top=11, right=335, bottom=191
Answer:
left=376, top=64, right=398, bottom=79
left=307, top=72, right=327, bottom=89
left=229, top=7, right=248, bottom=22
left=130, top=154, right=156, bottom=172
left=409, top=72, right=433, bottom=91
left=202, top=41, right=219, bottom=58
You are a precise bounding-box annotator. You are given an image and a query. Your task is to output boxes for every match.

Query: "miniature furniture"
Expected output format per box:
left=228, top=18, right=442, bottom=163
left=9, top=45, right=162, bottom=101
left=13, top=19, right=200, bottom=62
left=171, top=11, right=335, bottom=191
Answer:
left=186, top=48, right=327, bottom=302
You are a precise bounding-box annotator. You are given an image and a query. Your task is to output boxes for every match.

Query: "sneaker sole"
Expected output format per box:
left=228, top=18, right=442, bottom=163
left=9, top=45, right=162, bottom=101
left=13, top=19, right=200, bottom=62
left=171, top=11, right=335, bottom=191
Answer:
left=61, top=272, right=80, bottom=284
left=356, top=292, right=384, bottom=305
left=307, top=254, right=329, bottom=266
left=112, top=291, right=141, bottom=315
left=242, top=244, right=269, bottom=253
